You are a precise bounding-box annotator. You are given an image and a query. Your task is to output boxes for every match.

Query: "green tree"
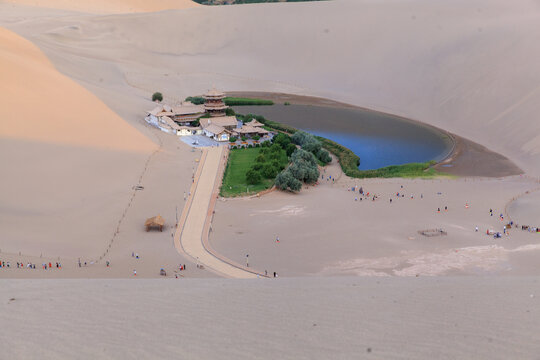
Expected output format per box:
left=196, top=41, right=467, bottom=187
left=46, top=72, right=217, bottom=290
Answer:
left=273, top=133, right=291, bottom=149
left=246, top=169, right=262, bottom=184
left=152, top=92, right=163, bottom=102
left=229, top=136, right=237, bottom=143
left=286, top=143, right=297, bottom=157
left=261, top=164, right=278, bottom=179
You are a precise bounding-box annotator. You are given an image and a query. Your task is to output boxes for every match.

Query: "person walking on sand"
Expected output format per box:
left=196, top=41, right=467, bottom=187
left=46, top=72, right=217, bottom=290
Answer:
left=276, top=236, right=280, bottom=243
left=133, top=270, right=137, bottom=276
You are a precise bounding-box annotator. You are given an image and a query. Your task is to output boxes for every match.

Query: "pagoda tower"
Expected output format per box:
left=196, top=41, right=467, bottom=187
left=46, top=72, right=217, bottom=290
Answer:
left=203, top=87, right=228, bottom=117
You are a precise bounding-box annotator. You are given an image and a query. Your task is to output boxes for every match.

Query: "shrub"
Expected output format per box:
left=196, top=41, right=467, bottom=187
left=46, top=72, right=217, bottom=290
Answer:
left=261, top=141, right=271, bottom=147
left=241, top=136, right=247, bottom=142
left=292, top=131, right=310, bottom=146
left=255, top=143, right=260, bottom=148
left=255, top=154, right=266, bottom=163
left=252, top=135, right=261, bottom=141
left=275, top=170, right=302, bottom=192
left=317, top=148, right=332, bottom=164
left=302, top=139, right=322, bottom=154
left=225, top=108, right=236, bottom=116
left=152, top=92, right=163, bottom=102
left=284, top=102, right=291, bottom=106
left=253, top=163, right=263, bottom=171
left=229, top=136, right=237, bottom=143
left=230, top=145, right=236, bottom=150
left=291, top=148, right=317, bottom=166
left=248, top=144, right=253, bottom=148
left=246, top=169, right=262, bottom=185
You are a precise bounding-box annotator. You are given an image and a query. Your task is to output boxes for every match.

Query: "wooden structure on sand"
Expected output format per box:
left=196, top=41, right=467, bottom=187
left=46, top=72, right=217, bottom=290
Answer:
left=145, top=215, right=165, bottom=232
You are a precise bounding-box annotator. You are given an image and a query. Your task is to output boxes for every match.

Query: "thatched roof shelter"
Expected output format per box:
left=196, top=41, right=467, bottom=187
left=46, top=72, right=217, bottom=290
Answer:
left=145, top=215, right=165, bottom=232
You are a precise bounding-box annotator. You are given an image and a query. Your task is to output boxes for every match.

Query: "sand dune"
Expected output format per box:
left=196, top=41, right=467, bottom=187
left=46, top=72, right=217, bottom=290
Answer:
left=2, top=0, right=199, bottom=14
left=10, top=0, right=535, bottom=174
left=2, top=277, right=540, bottom=359
left=0, top=27, right=153, bottom=152
left=0, top=26, right=174, bottom=267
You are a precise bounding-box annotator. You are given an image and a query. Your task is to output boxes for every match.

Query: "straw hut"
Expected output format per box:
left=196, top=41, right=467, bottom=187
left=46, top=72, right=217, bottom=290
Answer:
left=145, top=215, right=165, bottom=232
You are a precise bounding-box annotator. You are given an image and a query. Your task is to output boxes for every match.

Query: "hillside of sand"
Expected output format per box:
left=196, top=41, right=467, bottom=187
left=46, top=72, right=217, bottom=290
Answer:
left=0, top=26, right=157, bottom=268
left=1, top=0, right=199, bottom=14
left=1, top=0, right=537, bottom=174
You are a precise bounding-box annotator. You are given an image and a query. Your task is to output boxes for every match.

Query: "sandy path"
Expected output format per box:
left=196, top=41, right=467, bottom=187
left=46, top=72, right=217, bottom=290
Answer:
left=177, top=146, right=258, bottom=279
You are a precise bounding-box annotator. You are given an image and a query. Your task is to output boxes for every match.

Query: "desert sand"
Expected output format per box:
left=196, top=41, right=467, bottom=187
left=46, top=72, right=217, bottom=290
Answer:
left=0, top=0, right=540, bottom=357
left=2, top=277, right=540, bottom=359
left=1, top=0, right=199, bottom=14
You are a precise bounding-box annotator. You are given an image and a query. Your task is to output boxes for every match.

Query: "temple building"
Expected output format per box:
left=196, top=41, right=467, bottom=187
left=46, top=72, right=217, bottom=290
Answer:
left=145, top=87, right=272, bottom=143
left=203, top=87, right=228, bottom=117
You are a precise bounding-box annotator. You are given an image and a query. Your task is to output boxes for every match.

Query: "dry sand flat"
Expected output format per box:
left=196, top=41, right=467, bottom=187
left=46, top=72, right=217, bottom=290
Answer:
left=211, top=165, right=540, bottom=277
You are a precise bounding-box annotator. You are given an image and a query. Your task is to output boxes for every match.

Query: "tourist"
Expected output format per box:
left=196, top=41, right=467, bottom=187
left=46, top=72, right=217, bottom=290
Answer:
left=133, top=270, right=137, bottom=276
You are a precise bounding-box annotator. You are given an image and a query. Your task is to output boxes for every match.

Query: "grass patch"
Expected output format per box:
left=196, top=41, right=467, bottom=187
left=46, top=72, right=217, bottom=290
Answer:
left=221, top=148, right=274, bottom=197
left=224, top=97, right=274, bottom=106
left=185, top=96, right=273, bottom=106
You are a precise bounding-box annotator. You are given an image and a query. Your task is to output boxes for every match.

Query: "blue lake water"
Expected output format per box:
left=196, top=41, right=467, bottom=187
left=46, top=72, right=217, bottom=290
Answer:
left=235, top=104, right=453, bottom=170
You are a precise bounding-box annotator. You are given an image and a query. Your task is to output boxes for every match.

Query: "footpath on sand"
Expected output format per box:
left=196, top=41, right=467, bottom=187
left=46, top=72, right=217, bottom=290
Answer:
left=175, top=146, right=259, bottom=279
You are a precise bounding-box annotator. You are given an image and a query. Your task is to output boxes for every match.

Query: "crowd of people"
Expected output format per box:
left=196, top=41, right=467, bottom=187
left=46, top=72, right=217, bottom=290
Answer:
left=0, top=260, right=62, bottom=270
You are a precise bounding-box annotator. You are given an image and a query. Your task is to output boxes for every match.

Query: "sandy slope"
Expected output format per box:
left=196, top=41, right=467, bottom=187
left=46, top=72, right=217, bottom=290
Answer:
left=0, top=27, right=204, bottom=277
left=1, top=0, right=199, bottom=14
left=0, top=26, right=153, bottom=151
left=1, top=277, right=540, bottom=359
left=2, top=1, right=538, bottom=173
left=6, top=0, right=535, bottom=174
left=0, top=1, right=539, bottom=280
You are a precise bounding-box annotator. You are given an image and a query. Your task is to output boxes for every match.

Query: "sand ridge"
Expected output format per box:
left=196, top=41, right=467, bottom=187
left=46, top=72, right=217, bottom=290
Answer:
left=1, top=0, right=200, bottom=14
left=0, top=26, right=154, bottom=152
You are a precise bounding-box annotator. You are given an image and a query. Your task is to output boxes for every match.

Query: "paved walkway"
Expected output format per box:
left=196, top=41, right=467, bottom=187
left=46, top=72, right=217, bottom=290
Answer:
left=175, top=146, right=258, bottom=279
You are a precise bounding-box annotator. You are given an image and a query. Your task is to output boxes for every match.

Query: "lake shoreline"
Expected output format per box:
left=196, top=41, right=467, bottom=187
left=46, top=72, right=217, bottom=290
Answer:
left=228, top=91, right=522, bottom=177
